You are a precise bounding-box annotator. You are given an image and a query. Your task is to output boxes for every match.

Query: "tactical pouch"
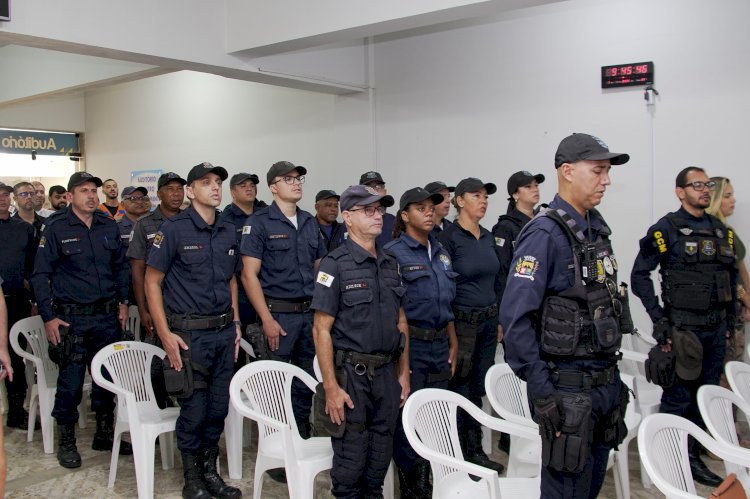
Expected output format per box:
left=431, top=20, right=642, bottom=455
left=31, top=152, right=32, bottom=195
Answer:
left=618, top=285, right=635, bottom=335
left=715, top=271, right=733, bottom=304
left=245, top=323, right=270, bottom=360
left=312, top=369, right=347, bottom=438
left=541, top=392, right=592, bottom=473
left=598, top=381, right=630, bottom=449
left=645, top=345, right=676, bottom=387
left=540, top=296, right=582, bottom=356
left=593, top=316, right=621, bottom=353
left=454, top=321, right=478, bottom=378
left=162, top=352, right=194, bottom=398
left=49, top=325, right=83, bottom=366
left=667, top=270, right=712, bottom=309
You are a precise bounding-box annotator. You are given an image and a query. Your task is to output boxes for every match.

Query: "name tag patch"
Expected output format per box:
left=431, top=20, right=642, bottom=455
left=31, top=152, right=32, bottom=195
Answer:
left=183, top=244, right=204, bottom=251
left=402, top=264, right=426, bottom=273
left=268, top=234, right=288, bottom=240
left=61, top=237, right=80, bottom=244
left=316, top=271, right=334, bottom=287
left=147, top=233, right=156, bottom=240
left=344, top=281, right=369, bottom=291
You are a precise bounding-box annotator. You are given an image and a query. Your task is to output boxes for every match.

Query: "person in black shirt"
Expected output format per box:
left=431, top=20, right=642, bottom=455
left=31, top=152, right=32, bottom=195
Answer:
left=314, top=189, right=345, bottom=253
left=12, top=182, right=45, bottom=243
left=425, top=181, right=455, bottom=234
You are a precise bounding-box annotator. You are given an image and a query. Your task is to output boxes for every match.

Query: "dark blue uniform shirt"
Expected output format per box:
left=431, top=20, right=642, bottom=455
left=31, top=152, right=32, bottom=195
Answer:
left=118, top=216, right=135, bottom=248
left=31, top=208, right=129, bottom=322
left=384, top=233, right=456, bottom=329
left=240, top=201, right=325, bottom=300
left=311, top=238, right=405, bottom=354
left=0, top=216, right=36, bottom=295
left=492, top=209, right=531, bottom=301
left=431, top=217, right=453, bottom=236
left=317, top=219, right=346, bottom=254
left=500, top=194, right=613, bottom=400
left=147, top=205, right=239, bottom=316
left=13, top=211, right=45, bottom=244
left=437, top=221, right=502, bottom=309
left=126, top=205, right=175, bottom=261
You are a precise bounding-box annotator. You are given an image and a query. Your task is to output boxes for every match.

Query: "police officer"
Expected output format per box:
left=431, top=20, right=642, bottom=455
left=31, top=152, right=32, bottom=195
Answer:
left=13, top=181, right=46, bottom=243
left=145, top=162, right=242, bottom=499
left=384, top=187, right=457, bottom=498
left=312, top=184, right=409, bottom=499
left=220, top=173, right=267, bottom=331
left=359, top=171, right=396, bottom=245
left=424, top=181, right=455, bottom=234
left=118, top=186, right=150, bottom=248
left=315, top=189, right=346, bottom=253
left=436, top=177, right=505, bottom=473
left=502, top=133, right=632, bottom=498
left=631, top=166, right=736, bottom=487
left=30, top=171, right=133, bottom=469
left=0, top=183, right=36, bottom=430
left=240, top=161, right=325, bottom=439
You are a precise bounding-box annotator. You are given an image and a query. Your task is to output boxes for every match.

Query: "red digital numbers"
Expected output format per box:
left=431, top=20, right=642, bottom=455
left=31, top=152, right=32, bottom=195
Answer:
left=602, top=62, right=653, bottom=88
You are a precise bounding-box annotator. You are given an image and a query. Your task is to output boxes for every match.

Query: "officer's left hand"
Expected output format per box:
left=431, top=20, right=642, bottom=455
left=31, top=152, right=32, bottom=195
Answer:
left=497, top=324, right=504, bottom=343
left=398, top=371, right=410, bottom=408
left=117, top=304, right=128, bottom=331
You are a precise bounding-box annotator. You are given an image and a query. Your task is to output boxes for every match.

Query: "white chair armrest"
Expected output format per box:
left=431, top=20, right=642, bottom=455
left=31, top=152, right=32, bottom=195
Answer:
left=462, top=396, right=539, bottom=441
left=620, top=348, right=648, bottom=363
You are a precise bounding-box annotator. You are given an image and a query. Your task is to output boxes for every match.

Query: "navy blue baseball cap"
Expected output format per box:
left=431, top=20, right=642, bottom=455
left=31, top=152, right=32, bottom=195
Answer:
left=340, top=185, right=394, bottom=211
left=186, top=162, right=228, bottom=185
left=555, top=133, right=629, bottom=168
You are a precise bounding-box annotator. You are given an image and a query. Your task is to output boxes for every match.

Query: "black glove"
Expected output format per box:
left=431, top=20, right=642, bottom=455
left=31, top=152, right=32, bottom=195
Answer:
left=652, top=317, right=671, bottom=345
left=533, top=394, right=563, bottom=440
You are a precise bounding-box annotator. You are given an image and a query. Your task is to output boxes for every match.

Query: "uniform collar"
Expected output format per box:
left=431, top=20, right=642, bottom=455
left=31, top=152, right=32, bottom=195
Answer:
left=509, top=208, right=532, bottom=224
left=66, top=206, right=107, bottom=227
left=549, top=194, right=604, bottom=232
left=269, top=201, right=309, bottom=224
left=185, top=204, right=220, bottom=231
left=227, top=202, right=252, bottom=217
left=677, top=206, right=708, bottom=222
left=345, top=237, right=389, bottom=265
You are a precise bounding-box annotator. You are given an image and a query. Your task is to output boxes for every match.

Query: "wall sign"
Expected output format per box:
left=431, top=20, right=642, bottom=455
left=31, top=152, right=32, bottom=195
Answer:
left=130, top=169, right=163, bottom=206
left=0, top=129, right=79, bottom=156
left=601, top=61, right=654, bottom=88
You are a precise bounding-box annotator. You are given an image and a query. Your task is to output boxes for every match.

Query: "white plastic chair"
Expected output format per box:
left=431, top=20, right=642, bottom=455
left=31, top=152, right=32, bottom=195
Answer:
left=638, top=413, right=750, bottom=498
left=9, top=316, right=89, bottom=453
left=224, top=338, right=255, bottom=479
left=91, top=341, right=179, bottom=499
left=230, top=360, right=333, bottom=499
left=697, top=384, right=750, bottom=488
left=402, top=387, right=540, bottom=499
left=726, top=360, right=750, bottom=404
left=126, top=305, right=141, bottom=341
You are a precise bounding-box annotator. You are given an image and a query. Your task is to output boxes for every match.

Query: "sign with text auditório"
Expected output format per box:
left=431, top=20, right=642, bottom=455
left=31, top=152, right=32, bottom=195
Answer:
left=0, top=129, right=79, bottom=156
left=131, top=169, right=163, bottom=206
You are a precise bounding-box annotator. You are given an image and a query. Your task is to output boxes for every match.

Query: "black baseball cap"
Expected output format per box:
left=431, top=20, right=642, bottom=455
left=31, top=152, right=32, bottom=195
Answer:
left=359, top=171, right=385, bottom=186
left=340, top=185, right=394, bottom=212
left=554, top=133, right=630, bottom=168
left=157, top=172, right=186, bottom=190
left=455, top=177, right=497, bottom=196
left=507, top=171, right=545, bottom=195
left=424, top=181, right=455, bottom=194
left=0, top=183, right=12, bottom=194
left=315, top=189, right=340, bottom=203
left=68, top=171, right=103, bottom=191
left=121, top=186, right=148, bottom=199
left=266, top=161, right=306, bottom=186
left=398, top=187, right=444, bottom=211
left=230, top=173, right=260, bottom=186
left=186, top=162, right=228, bottom=185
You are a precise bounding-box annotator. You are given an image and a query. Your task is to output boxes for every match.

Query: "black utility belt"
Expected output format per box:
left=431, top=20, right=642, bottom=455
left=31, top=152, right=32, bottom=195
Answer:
left=550, top=364, right=619, bottom=390
left=453, top=303, right=498, bottom=324
left=168, top=311, right=233, bottom=331
left=670, top=309, right=726, bottom=328
left=335, top=349, right=398, bottom=377
left=408, top=324, right=447, bottom=342
left=266, top=298, right=311, bottom=314
left=54, top=299, right=118, bottom=316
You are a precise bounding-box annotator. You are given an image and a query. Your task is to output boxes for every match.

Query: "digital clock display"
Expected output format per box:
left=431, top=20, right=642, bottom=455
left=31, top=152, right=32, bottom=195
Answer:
left=601, top=61, right=654, bottom=88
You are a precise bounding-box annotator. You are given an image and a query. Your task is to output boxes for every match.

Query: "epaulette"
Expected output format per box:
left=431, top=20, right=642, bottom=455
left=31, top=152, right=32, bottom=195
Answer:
left=39, top=209, right=67, bottom=232
left=327, top=244, right=348, bottom=260
left=136, top=211, right=155, bottom=222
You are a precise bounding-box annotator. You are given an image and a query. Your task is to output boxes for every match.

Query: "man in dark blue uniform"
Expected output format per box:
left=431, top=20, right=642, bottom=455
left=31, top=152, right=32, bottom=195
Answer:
left=315, top=189, right=346, bottom=254
left=30, top=171, right=132, bottom=469
left=631, top=166, right=736, bottom=487
left=312, top=184, right=409, bottom=499
left=146, top=162, right=242, bottom=499
left=0, top=183, right=37, bottom=430
left=360, top=171, right=396, bottom=245
left=424, top=181, right=455, bottom=234
left=13, top=181, right=46, bottom=243
left=502, top=133, right=632, bottom=498
left=220, top=172, right=267, bottom=331
left=117, top=186, right=149, bottom=248
left=240, top=161, right=325, bottom=438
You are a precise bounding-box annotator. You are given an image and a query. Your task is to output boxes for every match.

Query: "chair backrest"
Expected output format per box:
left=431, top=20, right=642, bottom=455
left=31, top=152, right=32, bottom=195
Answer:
left=697, top=384, right=750, bottom=480
left=726, top=361, right=750, bottom=405
left=484, top=363, right=533, bottom=427
left=9, top=315, right=58, bottom=389
left=91, top=341, right=167, bottom=423
left=126, top=305, right=141, bottom=341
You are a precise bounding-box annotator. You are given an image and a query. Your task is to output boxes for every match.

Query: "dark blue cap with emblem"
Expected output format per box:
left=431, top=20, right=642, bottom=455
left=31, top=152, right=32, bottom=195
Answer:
left=186, top=162, right=228, bottom=185
left=340, top=185, right=394, bottom=211
left=158, top=172, right=186, bottom=190
left=554, top=133, right=629, bottom=168
left=359, top=171, right=385, bottom=185
left=67, top=171, right=103, bottom=191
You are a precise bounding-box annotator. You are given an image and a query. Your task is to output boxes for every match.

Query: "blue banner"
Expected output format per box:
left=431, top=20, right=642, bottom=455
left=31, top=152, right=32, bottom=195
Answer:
left=131, top=169, right=164, bottom=206
left=0, top=129, right=80, bottom=156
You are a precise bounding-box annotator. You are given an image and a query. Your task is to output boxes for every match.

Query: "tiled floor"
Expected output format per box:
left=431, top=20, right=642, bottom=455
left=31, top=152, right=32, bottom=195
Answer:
left=3, top=409, right=732, bottom=498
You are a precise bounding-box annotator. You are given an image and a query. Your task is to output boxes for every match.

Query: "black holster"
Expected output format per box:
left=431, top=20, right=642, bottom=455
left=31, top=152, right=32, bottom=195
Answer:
left=454, top=321, right=478, bottom=378
left=48, top=325, right=83, bottom=366
left=597, top=381, right=630, bottom=450
left=161, top=332, right=208, bottom=398
left=541, top=392, right=592, bottom=473
left=245, top=323, right=269, bottom=360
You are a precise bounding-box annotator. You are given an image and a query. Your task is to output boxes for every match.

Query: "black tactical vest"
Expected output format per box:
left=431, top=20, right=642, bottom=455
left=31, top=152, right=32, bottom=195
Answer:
left=660, top=213, right=734, bottom=328
left=538, top=208, right=623, bottom=359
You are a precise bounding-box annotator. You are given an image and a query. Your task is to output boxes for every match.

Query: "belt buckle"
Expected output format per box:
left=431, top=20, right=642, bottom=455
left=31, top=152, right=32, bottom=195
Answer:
left=354, top=363, right=367, bottom=376
left=582, top=374, right=593, bottom=391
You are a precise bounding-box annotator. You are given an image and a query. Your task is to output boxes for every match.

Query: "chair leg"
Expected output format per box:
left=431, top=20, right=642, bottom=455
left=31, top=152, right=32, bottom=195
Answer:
left=225, top=405, right=243, bottom=479
left=615, top=443, right=631, bottom=499
left=108, top=429, right=122, bottom=488
left=159, top=432, right=175, bottom=470
left=39, top=389, right=55, bottom=454
left=253, top=455, right=270, bottom=499
left=27, top=385, right=38, bottom=443
left=132, top=434, right=156, bottom=499
left=383, top=461, right=395, bottom=499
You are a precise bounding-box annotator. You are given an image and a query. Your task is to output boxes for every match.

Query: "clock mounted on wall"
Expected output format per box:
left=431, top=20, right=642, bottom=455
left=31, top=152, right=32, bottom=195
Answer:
left=601, top=61, right=654, bottom=88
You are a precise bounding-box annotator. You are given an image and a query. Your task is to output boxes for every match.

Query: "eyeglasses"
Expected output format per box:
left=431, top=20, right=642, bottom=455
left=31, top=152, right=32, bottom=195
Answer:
left=15, top=191, right=34, bottom=198
left=273, top=175, right=305, bottom=185
left=124, top=196, right=148, bottom=202
left=682, top=181, right=717, bottom=191
left=350, top=205, right=386, bottom=217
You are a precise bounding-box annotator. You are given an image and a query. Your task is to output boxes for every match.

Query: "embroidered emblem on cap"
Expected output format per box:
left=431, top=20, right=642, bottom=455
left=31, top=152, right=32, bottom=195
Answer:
left=365, top=186, right=379, bottom=195
left=514, top=256, right=539, bottom=281
left=316, top=271, right=334, bottom=287
left=592, top=135, right=608, bottom=149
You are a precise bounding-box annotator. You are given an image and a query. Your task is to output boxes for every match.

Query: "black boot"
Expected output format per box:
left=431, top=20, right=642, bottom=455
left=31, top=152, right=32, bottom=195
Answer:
left=498, top=432, right=511, bottom=454
left=57, top=423, right=82, bottom=469
left=92, top=413, right=133, bottom=455
left=6, top=395, right=39, bottom=430
left=182, top=452, right=212, bottom=499
left=413, top=460, right=432, bottom=499
left=201, top=447, right=242, bottom=498
left=688, top=439, right=722, bottom=487
left=464, top=427, right=504, bottom=474
left=397, top=466, right=415, bottom=498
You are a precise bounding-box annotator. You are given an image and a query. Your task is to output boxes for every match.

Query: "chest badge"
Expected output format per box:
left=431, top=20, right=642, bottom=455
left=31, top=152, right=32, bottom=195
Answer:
left=716, top=228, right=724, bottom=239
left=685, top=241, right=698, bottom=256
left=514, top=256, right=539, bottom=281
left=679, top=228, right=693, bottom=236
left=596, top=259, right=606, bottom=283
left=439, top=253, right=451, bottom=270
left=602, top=256, right=614, bottom=275
left=700, top=240, right=715, bottom=256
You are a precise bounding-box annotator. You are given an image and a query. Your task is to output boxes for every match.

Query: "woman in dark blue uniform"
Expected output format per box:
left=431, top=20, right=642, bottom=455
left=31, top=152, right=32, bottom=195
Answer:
left=436, top=177, right=504, bottom=474
left=384, top=187, right=457, bottom=498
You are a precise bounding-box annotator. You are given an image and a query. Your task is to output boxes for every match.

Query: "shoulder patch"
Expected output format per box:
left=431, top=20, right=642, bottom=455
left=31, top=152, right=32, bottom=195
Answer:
left=316, top=271, right=334, bottom=287
left=513, top=255, right=539, bottom=281
left=153, top=231, right=164, bottom=248
left=242, top=225, right=251, bottom=235
left=38, top=236, right=46, bottom=248
left=653, top=230, right=667, bottom=253
left=495, top=237, right=505, bottom=247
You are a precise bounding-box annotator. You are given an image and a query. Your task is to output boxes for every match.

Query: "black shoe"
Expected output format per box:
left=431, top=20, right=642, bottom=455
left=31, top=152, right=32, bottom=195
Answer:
left=201, top=447, right=242, bottom=498
left=6, top=407, right=40, bottom=431
left=92, top=413, right=133, bottom=455
left=182, top=453, right=212, bottom=499
left=397, top=466, right=415, bottom=498
left=689, top=455, right=723, bottom=487
left=266, top=468, right=287, bottom=483
left=57, top=423, right=82, bottom=469
left=465, top=427, right=504, bottom=474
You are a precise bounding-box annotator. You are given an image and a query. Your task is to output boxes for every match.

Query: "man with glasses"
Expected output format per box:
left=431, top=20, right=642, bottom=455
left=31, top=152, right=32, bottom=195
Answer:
left=631, top=166, right=736, bottom=487
left=240, top=161, right=326, bottom=443
left=359, top=171, right=396, bottom=245
left=49, top=185, right=68, bottom=212
left=424, top=181, right=455, bottom=234
left=13, top=182, right=46, bottom=242
left=118, top=186, right=150, bottom=248
left=312, top=184, right=409, bottom=499
left=502, top=133, right=633, bottom=498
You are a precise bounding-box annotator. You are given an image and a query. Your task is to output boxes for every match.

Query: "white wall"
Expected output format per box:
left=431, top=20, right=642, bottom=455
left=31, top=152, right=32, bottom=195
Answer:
left=0, top=93, right=85, bottom=132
